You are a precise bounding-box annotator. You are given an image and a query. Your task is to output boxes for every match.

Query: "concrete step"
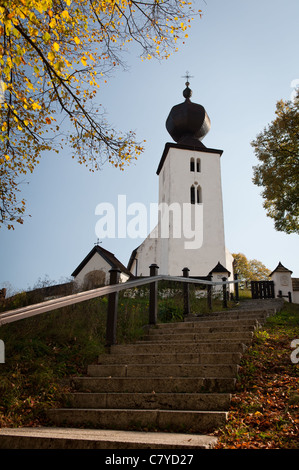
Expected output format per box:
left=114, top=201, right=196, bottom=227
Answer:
left=191, top=308, right=270, bottom=315
left=47, top=408, right=228, bottom=433
left=97, top=351, right=242, bottom=365
left=87, top=363, right=239, bottom=378
left=155, top=319, right=260, bottom=329
left=0, top=427, right=218, bottom=449
left=110, top=341, right=247, bottom=355
left=67, top=392, right=231, bottom=411
left=148, top=325, right=256, bottom=335
left=188, top=310, right=272, bottom=322
left=72, top=376, right=236, bottom=393
left=141, top=332, right=254, bottom=342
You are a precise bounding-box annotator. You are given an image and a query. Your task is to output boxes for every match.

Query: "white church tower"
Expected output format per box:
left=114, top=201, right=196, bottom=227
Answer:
left=128, top=78, right=233, bottom=281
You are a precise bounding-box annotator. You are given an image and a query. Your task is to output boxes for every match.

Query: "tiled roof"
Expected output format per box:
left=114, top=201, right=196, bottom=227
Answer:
left=72, top=246, right=134, bottom=278
left=209, top=261, right=231, bottom=277
left=270, top=262, right=293, bottom=277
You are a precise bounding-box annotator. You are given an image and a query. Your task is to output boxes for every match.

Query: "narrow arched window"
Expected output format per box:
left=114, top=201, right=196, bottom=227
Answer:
left=196, top=158, right=201, bottom=172
left=197, top=186, right=202, bottom=203
left=190, top=158, right=195, bottom=172
left=190, top=185, right=195, bottom=204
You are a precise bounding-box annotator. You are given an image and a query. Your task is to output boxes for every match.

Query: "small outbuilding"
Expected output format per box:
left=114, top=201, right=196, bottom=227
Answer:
left=269, top=261, right=299, bottom=304
left=72, top=245, right=134, bottom=290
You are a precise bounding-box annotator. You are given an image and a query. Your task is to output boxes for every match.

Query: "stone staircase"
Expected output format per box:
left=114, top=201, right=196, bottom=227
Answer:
left=0, top=299, right=283, bottom=449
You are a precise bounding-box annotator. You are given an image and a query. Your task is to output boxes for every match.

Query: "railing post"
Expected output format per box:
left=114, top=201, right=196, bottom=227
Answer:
left=106, top=268, right=121, bottom=348
left=222, top=277, right=228, bottom=308
left=234, top=273, right=239, bottom=302
left=207, top=274, right=212, bottom=311
left=182, top=267, right=190, bottom=316
left=149, top=264, right=159, bottom=325
left=270, top=281, right=275, bottom=299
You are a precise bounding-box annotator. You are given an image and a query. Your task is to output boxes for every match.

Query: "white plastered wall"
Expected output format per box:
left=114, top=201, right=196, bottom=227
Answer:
left=74, top=253, right=129, bottom=287
left=271, top=271, right=293, bottom=299
left=131, top=145, right=233, bottom=281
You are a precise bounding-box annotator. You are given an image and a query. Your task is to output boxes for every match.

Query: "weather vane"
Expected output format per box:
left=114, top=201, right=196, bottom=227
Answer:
left=94, top=238, right=102, bottom=246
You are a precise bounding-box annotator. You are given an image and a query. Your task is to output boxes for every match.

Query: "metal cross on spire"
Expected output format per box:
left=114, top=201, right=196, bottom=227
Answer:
left=182, top=71, right=194, bottom=86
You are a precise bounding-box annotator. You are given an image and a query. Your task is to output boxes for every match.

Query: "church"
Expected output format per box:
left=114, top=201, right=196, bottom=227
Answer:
left=127, top=78, right=234, bottom=283
left=72, top=77, right=234, bottom=289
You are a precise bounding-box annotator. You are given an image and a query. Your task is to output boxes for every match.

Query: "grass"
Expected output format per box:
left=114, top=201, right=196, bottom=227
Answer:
left=0, top=297, right=107, bottom=427
left=214, top=302, right=299, bottom=449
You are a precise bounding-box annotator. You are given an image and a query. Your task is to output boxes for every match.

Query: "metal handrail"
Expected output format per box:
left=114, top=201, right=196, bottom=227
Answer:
left=0, top=274, right=240, bottom=327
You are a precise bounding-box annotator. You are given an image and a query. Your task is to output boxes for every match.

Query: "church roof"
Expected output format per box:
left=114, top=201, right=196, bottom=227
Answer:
left=269, top=261, right=293, bottom=277
left=127, top=246, right=139, bottom=272
left=157, top=76, right=223, bottom=175
left=165, top=79, right=211, bottom=146
left=72, top=245, right=134, bottom=278
left=209, top=261, right=231, bottom=277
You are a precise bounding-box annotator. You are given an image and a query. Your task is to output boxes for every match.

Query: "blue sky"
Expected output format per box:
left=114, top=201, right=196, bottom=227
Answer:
left=1, top=0, right=299, bottom=294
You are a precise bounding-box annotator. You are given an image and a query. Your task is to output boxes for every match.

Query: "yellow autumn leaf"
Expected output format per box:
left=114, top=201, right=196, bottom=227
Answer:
left=53, top=42, right=60, bottom=52
left=74, top=36, right=81, bottom=45
left=48, top=51, right=55, bottom=62
left=49, top=18, right=56, bottom=28
left=25, top=79, right=34, bottom=91
left=61, top=10, right=70, bottom=20
left=6, top=57, right=13, bottom=68
left=31, top=101, right=41, bottom=111
left=43, top=31, right=51, bottom=43
left=81, top=56, right=87, bottom=66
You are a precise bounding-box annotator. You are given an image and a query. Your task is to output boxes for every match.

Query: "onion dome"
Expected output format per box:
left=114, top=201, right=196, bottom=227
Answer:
left=166, top=80, right=211, bottom=148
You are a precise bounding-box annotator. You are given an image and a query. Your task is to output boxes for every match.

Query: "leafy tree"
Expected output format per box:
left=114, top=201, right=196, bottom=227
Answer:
left=251, top=89, right=299, bottom=234
left=232, top=253, right=251, bottom=282
left=249, top=258, right=271, bottom=281
left=233, top=253, right=270, bottom=282
left=0, top=0, right=201, bottom=229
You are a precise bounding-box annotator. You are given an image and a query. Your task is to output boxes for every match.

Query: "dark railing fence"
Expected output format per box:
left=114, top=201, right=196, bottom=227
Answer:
left=106, top=264, right=239, bottom=348
left=250, top=280, right=293, bottom=302
left=251, top=280, right=275, bottom=300
left=278, top=290, right=292, bottom=303
left=0, top=264, right=241, bottom=350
